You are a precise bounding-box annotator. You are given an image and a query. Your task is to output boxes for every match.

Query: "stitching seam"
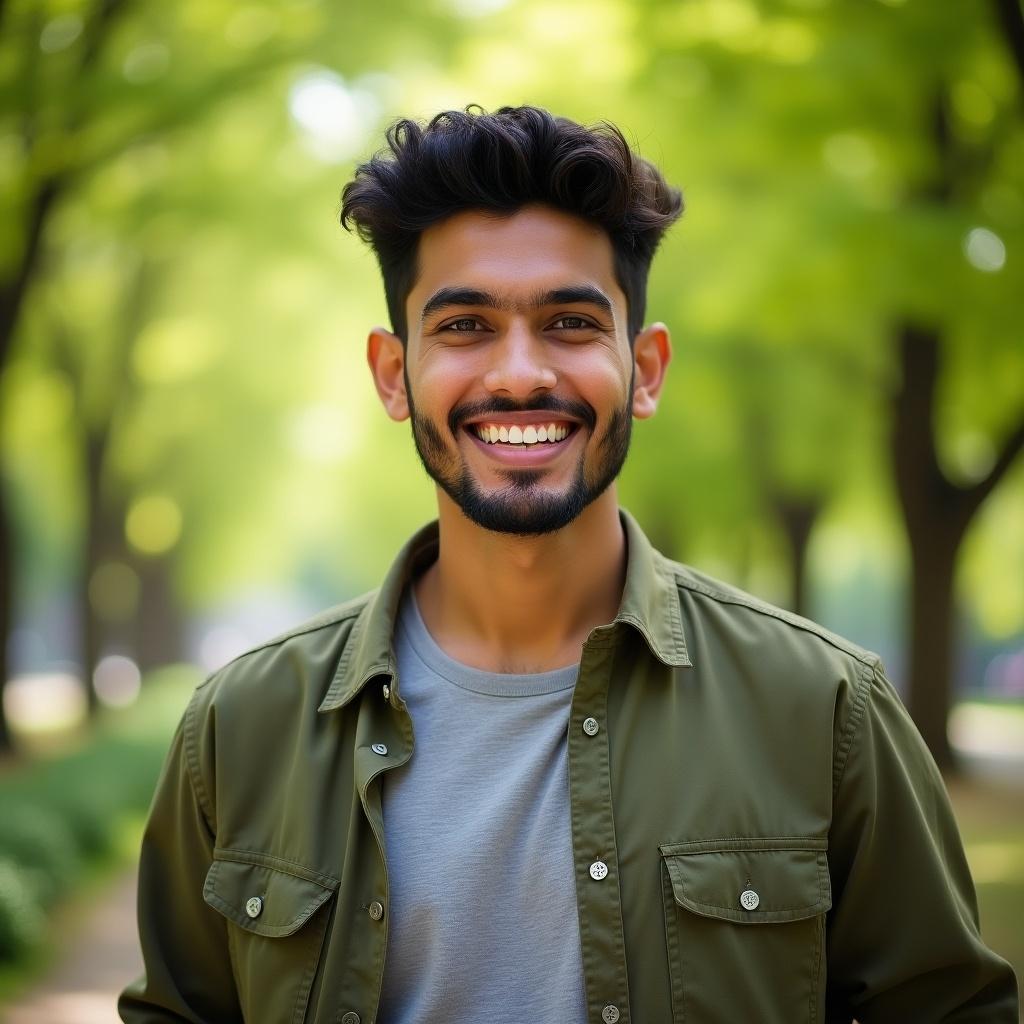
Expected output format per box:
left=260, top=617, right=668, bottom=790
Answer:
left=832, top=661, right=875, bottom=798
left=183, top=692, right=216, bottom=834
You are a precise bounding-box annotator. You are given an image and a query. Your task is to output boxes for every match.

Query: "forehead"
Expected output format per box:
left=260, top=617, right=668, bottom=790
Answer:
left=408, top=205, right=623, bottom=314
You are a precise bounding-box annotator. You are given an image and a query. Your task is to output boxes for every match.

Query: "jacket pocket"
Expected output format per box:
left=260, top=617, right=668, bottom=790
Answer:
left=659, top=838, right=831, bottom=1024
left=204, top=849, right=338, bottom=1024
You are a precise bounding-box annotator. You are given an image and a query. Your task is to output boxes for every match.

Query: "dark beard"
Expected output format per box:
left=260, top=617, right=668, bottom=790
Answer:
left=406, top=379, right=633, bottom=537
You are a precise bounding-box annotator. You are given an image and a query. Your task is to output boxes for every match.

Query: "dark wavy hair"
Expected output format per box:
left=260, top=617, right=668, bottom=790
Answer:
left=340, top=105, right=683, bottom=342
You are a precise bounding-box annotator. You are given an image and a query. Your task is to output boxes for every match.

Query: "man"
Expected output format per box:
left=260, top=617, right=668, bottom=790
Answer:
left=120, top=106, right=1018, bottom=1023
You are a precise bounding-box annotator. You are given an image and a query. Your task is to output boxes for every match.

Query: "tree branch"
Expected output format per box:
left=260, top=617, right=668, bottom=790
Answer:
left=993, top=0, right=1024, bottom=88
left=963, top=412, right=1024, bottom=518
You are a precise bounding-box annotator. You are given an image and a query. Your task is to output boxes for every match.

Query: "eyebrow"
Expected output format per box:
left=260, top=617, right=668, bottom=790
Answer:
left=419, top=284, right=614, bottom=324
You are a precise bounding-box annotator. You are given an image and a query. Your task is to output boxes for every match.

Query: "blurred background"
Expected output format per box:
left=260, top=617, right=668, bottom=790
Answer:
left=0, top=0, right=1022, bottom=1018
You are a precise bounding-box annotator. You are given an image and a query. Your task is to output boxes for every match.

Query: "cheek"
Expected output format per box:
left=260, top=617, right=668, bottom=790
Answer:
left=411, top=359, right=471, bottom=416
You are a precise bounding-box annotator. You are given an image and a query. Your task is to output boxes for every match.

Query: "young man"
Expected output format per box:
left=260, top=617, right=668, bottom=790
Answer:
left=120, top=107, right=1018, bottom=1023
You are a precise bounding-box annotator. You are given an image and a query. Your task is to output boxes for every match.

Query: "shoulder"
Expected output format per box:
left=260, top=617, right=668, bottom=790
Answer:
left=188, top=589, right=377, bottom=719
left=667, top=557, right=879, bottom=670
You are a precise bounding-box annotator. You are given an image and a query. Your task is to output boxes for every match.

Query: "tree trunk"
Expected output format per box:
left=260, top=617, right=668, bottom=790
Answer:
left=891, top=324, right=1023, bottom=772
left=905, top=530, right=958, bottom=769
left=0, top=456, right=14, bottom=755
left=79, top=437, right=107, bottom=715
left=134, top=554, right=185, bottom=672
left=774, top=496, right=820, bottom=618
left=893, top=324, right=961, bottom=771
left=0, top=181, right=62, bottom=756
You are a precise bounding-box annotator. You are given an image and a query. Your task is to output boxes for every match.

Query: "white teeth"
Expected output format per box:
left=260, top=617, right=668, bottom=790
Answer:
left=473, top=422, right=573, bottom=445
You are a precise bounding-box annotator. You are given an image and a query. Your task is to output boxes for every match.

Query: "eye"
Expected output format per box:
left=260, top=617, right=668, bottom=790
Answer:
left=550, top=315, right=593, bottom=330
left=442, top=317, right=485, bottom=332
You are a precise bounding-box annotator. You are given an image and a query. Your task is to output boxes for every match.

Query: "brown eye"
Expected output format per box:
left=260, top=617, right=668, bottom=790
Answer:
left=445, top=318, right=481, bottom=332
left=552, top=316, right=591, bottom=330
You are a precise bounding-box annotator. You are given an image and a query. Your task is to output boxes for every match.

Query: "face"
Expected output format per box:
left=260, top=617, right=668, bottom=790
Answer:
left=369, top=204, right=669, bottom=536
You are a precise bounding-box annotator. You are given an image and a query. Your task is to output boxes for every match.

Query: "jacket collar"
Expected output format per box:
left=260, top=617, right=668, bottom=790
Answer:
left=318, top=508, right=690, bottom=713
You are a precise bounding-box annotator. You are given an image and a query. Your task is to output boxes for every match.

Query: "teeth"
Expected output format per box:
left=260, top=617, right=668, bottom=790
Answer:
left=473, top=422, right=573, bottom=446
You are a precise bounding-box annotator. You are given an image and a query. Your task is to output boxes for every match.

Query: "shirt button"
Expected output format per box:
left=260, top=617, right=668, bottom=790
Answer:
left=740, top=889, right=760, bottom=911
left=245, top=896, right=263, bottom=918
left=582, top=716, right=600, bottom=736
left=368, top=900, right=384, bottom=921
left=602, top=1006, right=620, bottom=1023
left=589, top=860, right=609, bottom=881
left=371, top=742, right=388, bottom=755
left=341, top=1014, right=360, bottom=1024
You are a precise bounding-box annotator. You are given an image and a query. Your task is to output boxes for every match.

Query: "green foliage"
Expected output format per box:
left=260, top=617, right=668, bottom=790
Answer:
left=0, top=860, right=45, bottom=963
left=0, top=669, right=195, bottom=967
left=0, top=807, right=79, bottom=908
left=0, top=1, right=1020, bottom=654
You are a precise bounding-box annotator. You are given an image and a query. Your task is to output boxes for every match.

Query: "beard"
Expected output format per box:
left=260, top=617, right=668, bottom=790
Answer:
left=406, top=375, right=633, bottom=537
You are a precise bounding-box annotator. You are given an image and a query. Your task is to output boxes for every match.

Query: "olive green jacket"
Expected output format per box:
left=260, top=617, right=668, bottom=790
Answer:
left=119, top=512, right=1018, bottom=1024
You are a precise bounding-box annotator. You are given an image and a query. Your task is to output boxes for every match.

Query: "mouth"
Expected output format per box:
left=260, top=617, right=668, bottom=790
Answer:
left=467, top=420, right=577, bottom=448
left=461, top=417, right=582, bottom=465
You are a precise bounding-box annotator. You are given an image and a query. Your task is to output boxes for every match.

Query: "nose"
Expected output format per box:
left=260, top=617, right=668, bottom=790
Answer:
left=482, top=325, right=557, bottom=397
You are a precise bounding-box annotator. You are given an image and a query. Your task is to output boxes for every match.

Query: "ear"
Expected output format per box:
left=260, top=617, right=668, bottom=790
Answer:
left=367, top=327, right=410, bottom=422
left=632, top=322, right=672, bottom=419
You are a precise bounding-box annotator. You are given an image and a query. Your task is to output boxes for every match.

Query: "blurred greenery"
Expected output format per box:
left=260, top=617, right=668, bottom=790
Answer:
left=0, top=666, right=196, bottom=969
left=1, top=1, right=1019, bottom=735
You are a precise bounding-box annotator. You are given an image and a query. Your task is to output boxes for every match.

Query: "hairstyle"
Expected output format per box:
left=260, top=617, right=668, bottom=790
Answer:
left=340, top=105, right=683, bottom=342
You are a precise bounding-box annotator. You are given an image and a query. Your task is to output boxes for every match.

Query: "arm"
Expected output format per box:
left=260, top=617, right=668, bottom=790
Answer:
left=826, top=662, right=1019, bottom=1021
left=118, top=691, right=243, bottom=1023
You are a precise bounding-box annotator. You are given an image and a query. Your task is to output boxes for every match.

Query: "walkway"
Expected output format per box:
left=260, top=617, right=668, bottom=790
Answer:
left=2, top=869, right=141, bottom=1024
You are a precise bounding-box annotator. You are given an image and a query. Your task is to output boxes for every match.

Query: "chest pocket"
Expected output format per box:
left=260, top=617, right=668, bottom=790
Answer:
left=659, top=838, right=832, bottom=1024
left=204, top=850, right=338, bottom=1024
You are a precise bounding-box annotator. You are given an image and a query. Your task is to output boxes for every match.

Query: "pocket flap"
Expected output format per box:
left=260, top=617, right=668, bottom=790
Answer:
left=660, top=838, right=832, bottom=925
left=203, top=850, right=337, bottom=938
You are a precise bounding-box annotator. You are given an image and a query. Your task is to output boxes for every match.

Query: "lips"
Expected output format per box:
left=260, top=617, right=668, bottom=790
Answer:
left=463, top=420, right=581, bottom=465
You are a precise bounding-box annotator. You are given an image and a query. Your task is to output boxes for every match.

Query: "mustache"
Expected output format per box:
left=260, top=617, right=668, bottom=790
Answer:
left=449, top=396, right=597, bottom=436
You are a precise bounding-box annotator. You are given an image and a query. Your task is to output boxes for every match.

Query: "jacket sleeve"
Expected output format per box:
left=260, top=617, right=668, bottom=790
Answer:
left=825, top=661, right=1019, bottom=1021
left=118, top=687, right=242, bottom=1023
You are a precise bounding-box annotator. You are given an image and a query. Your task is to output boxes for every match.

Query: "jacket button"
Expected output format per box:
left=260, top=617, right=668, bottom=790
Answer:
left=582, top=717, right=600, bottom=736
left=341, top=1014, right=360, bottom=1024
left=368, top=900, right=384, bottom=921
left=245, top=897, right=263, bottom=918
left=371, top=743, right=388, bottom=755
left=740, top=889, right=760, bottom=911
left=602, top=1006, right=620, bottom=1023
left=589, top=860, right=609, bottom=881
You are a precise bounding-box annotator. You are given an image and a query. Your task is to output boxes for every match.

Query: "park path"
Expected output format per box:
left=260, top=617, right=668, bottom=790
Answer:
left=1, top=868, right=141, bottom=1024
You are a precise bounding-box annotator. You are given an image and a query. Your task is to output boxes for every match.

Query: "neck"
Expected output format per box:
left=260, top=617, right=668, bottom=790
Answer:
left=414, top=487, right=627, bottom=673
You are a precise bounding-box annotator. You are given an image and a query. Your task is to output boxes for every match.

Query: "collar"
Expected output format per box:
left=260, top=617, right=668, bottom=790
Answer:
left=318, top=508, right=690, bottom=713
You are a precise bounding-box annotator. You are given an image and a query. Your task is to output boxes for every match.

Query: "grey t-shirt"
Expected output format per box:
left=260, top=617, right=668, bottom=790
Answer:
left=378, top=590, right=588, bottom=1024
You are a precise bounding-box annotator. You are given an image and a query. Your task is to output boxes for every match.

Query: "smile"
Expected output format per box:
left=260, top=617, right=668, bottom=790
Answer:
left=471, top=421, right=575, bottom=447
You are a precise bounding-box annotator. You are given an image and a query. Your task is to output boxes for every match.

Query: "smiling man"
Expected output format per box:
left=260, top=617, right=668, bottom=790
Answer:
left=120, top=107, right=1018, bottom=1024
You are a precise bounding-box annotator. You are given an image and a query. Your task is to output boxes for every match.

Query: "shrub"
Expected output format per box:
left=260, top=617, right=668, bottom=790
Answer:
left=0, top=805, right=79, bottom=908
left=0, top=859, right=45, bottom=961
left=0, top=667, right=197, bottom=969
